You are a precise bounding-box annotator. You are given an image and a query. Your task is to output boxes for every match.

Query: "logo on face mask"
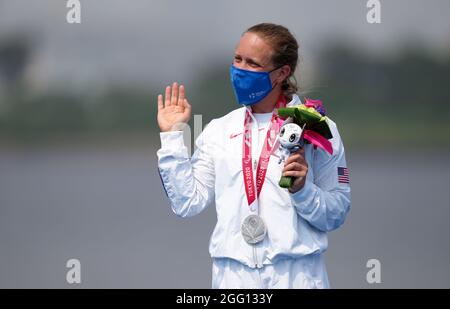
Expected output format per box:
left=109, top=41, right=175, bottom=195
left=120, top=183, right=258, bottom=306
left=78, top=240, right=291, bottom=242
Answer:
left=249, top=91, right=266, bottom=100
left=230, top=65, right=280, bottom=106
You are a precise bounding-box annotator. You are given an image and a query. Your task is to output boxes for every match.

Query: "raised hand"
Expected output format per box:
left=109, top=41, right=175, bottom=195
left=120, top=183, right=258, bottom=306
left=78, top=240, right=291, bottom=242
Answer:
left=157, top=82, right=192, bottom=132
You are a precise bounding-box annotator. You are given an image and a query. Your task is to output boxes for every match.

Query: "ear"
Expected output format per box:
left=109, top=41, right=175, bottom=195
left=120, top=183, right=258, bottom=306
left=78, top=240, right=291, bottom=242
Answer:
left=277, top=65, right=291, bottom=84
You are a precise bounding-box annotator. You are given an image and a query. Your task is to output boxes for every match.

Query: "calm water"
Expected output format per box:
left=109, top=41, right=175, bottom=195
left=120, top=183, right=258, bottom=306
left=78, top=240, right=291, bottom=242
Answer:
left=0, top=145, right=449, bottom=288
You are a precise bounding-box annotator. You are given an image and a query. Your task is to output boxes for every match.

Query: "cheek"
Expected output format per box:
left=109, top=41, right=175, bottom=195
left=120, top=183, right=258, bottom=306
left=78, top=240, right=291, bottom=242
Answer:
left=271, top=71, right=282, bottom=84
left=270, top=74, right=277, bottom=84
left=232, top=60, right=244, bottom=69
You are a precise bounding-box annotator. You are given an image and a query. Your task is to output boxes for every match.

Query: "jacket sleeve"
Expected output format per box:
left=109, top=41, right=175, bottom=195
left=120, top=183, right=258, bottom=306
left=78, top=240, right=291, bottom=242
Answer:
left=156, top=120, right=216, bottom=218
left=289, top=119, right=351, bottom=232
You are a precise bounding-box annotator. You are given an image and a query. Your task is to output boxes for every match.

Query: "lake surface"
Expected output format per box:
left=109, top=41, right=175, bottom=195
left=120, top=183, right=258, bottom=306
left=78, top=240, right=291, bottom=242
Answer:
left=1, top=144, right=449, bottom=288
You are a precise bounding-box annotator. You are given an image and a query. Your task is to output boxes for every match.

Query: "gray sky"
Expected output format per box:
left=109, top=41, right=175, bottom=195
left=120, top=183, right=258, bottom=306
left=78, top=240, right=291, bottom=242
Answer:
left=0, top=0, right=449, bottom=91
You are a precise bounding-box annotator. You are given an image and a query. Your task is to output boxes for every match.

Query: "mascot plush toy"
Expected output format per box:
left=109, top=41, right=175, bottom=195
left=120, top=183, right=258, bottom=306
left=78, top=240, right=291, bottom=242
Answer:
left=275, top=98, right=334, bottom=189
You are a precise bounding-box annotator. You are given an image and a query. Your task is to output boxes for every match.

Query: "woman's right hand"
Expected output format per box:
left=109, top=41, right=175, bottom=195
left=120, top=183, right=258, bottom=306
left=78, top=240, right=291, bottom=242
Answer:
left=157, top=82, right=192, bottom=132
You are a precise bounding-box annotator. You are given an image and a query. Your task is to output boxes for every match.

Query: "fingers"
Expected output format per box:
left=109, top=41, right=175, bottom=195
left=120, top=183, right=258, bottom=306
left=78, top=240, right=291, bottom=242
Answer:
left=283, top=161, right=308, bottom=177
left=171, top=82, right=178, bottom=106
left=283, top=147, right=308, bottom=177
left=285, top=150, right=306, bottom=165
left=282, top=161, right=304, bottom=173
left=163, top=82, right=186, bottom=108
left=179, top=84, right=185, bottom=104
left=285, top=155, right=304, bottom=166
left=283, top=170, right=307, bottom=178
left=157, top=94, right=163, bottom=110
left=180, top=85, right=192, bottom=112
left=165, top=86, right=171, bottom=106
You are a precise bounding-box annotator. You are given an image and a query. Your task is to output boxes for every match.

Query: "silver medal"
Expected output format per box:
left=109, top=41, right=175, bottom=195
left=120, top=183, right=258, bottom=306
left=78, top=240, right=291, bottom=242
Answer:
left=241, top=214, right=267, bottom=244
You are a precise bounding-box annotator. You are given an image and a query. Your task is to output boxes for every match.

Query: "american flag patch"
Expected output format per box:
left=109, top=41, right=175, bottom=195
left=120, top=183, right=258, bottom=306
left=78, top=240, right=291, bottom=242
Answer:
left=338, top=167, right=349, bottom=184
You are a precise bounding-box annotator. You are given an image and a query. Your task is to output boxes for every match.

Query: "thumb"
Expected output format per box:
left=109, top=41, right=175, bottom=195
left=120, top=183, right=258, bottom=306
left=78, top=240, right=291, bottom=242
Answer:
left=183, top=98, right=191, bottom=111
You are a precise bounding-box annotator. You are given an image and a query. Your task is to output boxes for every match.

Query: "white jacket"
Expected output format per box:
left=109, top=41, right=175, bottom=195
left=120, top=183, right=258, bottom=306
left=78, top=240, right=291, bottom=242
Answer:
left=157, top=94, right=351, bottom=268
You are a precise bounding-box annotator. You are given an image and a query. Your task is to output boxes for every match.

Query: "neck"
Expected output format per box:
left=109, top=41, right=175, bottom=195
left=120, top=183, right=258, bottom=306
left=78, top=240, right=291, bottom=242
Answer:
left=251, top=88, right=282, bottom=113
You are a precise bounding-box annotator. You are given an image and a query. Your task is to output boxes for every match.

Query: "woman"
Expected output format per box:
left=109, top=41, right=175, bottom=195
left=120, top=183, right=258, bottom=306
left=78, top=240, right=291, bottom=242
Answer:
left=156, top=23, right=351, bottom=289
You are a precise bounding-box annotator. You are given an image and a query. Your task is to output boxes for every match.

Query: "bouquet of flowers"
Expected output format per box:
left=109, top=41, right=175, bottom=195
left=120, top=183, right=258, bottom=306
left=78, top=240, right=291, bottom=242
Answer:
left=276, top=98, right=334, bottom=189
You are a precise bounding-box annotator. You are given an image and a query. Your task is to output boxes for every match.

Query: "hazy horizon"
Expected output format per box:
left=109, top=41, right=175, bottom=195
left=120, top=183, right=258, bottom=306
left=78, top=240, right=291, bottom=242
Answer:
left=0, top=0, right=449, bottom=92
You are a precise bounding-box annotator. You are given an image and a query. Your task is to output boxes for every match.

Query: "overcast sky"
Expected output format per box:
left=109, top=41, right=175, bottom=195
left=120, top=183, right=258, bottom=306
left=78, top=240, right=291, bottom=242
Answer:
left=0, top=0, right=449, bottom=91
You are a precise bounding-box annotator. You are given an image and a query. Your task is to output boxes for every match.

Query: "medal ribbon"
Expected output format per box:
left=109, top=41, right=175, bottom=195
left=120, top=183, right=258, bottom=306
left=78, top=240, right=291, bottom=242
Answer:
left=242, top=95, right=287, bottom=210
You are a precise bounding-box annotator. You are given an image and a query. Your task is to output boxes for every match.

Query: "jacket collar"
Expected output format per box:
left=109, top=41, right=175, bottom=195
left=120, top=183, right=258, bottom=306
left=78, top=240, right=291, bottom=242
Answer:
left=287, top=94, right=302, bottom=107
left=244, top=94, right=302, bottom=115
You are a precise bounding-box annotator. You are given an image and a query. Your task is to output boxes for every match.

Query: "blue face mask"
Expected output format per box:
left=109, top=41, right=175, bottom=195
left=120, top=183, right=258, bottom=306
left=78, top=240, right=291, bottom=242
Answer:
left=230, top=65, right=280, bottom=106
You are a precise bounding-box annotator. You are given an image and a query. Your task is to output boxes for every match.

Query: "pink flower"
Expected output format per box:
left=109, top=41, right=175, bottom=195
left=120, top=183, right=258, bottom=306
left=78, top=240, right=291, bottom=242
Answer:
left=304, top=98, right=326, bottom=116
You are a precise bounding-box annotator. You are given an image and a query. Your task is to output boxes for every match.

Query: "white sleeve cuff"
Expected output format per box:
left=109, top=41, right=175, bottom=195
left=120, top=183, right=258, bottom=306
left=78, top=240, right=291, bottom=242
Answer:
left=159, top=131, right=185, bottom=149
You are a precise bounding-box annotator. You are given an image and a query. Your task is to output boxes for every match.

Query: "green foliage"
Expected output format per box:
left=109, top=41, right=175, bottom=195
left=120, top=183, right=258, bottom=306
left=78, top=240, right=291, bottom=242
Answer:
left=1, top=43, right=449, bottom=148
